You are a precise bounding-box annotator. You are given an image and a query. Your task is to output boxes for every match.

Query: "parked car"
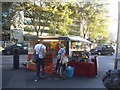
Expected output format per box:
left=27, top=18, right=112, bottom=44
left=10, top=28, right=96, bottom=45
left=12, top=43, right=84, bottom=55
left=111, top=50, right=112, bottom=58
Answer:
left=90, top=44, right=115, bottom=55
left=1, top=41, right=15, bottom=48
left=2, top=42, right=28, bottom=55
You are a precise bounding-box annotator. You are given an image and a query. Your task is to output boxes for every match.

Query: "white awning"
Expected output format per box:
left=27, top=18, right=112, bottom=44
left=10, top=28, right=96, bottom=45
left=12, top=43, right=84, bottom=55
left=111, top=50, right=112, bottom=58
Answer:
left=69, top=36, right=92, bottom=44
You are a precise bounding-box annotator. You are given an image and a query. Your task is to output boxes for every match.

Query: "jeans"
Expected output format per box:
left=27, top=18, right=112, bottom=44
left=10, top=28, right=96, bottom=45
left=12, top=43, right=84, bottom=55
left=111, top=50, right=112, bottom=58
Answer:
left=36, top=58, right=44, bottom=78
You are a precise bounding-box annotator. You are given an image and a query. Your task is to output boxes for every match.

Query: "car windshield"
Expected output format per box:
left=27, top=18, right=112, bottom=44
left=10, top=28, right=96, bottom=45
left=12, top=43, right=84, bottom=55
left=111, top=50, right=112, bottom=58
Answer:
left=103, top=45, right=112, bottom=49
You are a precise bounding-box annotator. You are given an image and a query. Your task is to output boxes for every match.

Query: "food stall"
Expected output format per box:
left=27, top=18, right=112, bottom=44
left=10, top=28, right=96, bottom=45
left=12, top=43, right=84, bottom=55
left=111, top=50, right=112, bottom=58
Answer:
left=24, top=35, right=98, bottom=77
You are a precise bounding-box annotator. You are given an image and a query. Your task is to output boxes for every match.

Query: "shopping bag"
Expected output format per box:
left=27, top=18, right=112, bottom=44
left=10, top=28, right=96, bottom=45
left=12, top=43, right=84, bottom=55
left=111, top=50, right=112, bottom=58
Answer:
left=61, top=56, right=69, bottom=64
left=32, top=54, right=39, bottom=63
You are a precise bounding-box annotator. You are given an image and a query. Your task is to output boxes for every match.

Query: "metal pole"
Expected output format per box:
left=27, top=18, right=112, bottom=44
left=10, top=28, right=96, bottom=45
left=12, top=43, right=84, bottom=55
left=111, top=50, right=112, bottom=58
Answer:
left=114, top=58, right=118, bottom=69
left=114, top=1, right=120, bottom=70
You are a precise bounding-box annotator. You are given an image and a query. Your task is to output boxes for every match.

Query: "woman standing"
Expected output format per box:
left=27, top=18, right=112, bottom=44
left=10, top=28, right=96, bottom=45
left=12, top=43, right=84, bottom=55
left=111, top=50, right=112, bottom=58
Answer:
left=56, top=43, right=66, bottom=79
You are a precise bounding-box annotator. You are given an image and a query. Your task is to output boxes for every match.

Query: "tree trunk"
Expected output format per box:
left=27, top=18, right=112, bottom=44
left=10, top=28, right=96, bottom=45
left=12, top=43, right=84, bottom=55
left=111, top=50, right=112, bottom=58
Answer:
left=83, top=26, right=86, bottom=39
left=36, top=31, right=39, bottom=38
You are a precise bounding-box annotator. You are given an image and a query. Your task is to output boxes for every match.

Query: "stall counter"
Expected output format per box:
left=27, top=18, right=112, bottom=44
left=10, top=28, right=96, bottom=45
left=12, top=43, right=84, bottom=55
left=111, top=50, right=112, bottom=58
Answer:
left=68, top=61, right=95, bottom=77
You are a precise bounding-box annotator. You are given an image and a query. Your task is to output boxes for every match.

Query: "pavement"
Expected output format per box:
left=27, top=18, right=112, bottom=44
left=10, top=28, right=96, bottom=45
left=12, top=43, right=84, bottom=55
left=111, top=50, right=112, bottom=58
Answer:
left=2, top=62, right=107, bottom=89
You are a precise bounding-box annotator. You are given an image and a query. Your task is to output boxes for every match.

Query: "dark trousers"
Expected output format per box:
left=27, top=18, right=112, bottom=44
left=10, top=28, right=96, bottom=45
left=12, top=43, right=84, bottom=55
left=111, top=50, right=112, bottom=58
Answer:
left=36, top=58, right=44, bottom=78
left=56, top=58, right=61, bottom=72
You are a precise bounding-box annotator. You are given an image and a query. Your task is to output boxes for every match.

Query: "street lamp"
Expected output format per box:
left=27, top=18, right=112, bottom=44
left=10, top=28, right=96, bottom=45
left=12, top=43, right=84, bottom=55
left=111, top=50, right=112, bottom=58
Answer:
left=114, top=1, right=120, bottom=70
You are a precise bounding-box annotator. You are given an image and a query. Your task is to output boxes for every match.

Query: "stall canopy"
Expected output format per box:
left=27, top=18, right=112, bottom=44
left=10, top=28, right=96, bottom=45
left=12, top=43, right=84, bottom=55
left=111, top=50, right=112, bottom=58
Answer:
left=24, top=35, right=92, bottom=44
left=68, top=36, right=92, bottom=44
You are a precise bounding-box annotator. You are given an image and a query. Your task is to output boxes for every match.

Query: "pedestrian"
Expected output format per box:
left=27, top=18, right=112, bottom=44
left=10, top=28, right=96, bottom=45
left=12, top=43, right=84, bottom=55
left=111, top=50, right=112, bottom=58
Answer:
left=34, top=39, right=46, bottom=81
left=56, top=43, right=66, bottom=79
left=84, top=49, right=89, bottom=58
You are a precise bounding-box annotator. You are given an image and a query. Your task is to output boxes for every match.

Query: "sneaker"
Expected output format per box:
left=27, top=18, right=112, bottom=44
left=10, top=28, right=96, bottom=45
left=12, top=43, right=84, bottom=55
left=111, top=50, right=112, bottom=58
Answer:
left=34, top=79, right=38, bottom=82
left=34, top=77, right=39, bottom=81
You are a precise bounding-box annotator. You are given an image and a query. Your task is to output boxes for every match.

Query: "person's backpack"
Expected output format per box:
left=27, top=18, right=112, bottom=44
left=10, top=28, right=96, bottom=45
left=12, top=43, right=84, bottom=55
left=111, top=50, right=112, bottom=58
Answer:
left=102, top=69, right=120, bottom=89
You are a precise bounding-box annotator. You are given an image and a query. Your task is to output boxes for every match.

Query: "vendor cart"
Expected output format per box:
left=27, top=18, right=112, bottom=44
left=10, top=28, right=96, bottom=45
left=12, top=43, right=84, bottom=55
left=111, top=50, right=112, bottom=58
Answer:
left=24, top=35, right=95, bottom=75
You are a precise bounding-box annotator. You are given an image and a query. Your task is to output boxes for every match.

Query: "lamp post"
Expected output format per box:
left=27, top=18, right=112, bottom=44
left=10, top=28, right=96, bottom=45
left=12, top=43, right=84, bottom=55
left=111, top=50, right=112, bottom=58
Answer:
left=114, top=1, right=120, bottom=70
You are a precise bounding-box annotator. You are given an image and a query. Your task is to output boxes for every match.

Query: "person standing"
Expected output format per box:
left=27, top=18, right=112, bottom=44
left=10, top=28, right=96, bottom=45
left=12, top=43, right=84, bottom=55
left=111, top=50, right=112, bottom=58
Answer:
left=56, top=43, right=66, bottom=79
left=34, top=39, right=46, bottom=81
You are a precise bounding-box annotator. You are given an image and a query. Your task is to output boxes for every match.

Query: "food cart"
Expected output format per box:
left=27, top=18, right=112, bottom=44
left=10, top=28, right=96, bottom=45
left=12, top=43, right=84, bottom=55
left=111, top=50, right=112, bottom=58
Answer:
left=24, top=35, right=98, bottom=76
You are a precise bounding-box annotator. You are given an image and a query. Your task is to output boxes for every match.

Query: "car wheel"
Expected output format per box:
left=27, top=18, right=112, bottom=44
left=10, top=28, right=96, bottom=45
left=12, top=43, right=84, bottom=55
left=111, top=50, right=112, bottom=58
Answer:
left=5, top=51, right=12, bottom=55
left=98, top=52, right=101, bottom=55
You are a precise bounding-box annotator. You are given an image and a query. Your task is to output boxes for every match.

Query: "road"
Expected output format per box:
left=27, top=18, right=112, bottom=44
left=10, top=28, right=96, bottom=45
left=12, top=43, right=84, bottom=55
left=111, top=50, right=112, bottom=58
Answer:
left=2, top=54, right=28, bottom=68
left=1, top=54, right=116, bottom=88
left=97, top=55, right=115, bottom=71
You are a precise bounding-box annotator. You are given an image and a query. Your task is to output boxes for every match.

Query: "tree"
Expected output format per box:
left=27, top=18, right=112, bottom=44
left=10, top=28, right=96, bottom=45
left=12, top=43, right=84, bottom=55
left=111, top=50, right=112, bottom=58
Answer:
left=2, top=2, right=13, bottom=41
left=2, top=0, right=110, bottom=44
left=49, top=2, right=74, bottom=36
left=24, top=1, right=54, bottom=37
left=24, top=1, right=75, bottom=36
left=73, top=1, right=110, bottom=44
left=2, top=2, right=13, bottom=30
left=2, top=2, right=24, bottom=41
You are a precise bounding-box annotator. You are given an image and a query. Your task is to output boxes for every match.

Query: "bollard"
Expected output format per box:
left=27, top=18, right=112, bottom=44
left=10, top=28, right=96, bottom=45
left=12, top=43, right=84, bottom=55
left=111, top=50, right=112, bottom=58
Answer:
left=13, top=48, right=20, bottom=69
left=94, top=56, right=99, bottom=75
